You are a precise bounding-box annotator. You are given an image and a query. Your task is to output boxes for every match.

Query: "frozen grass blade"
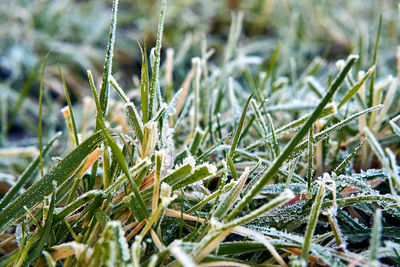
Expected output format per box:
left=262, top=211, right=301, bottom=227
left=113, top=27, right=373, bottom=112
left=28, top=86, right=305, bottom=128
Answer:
left=367, top=14, right=382, bottom=109
left=301, top=181, right=325, bottom=262
left=228, top=94, right=253, bottom=159
left=23, top=191, right=55, bottom=266
left=99, top=0, right=118, bottom=116
left=58, top=64, right=79, bottom=147
left=338, top=65, right=375, bottom=109
left=390, top=119, right=400, bottom=137
left=152, top=151, right=164, bottom=213
left=368, top=209, right=382, bottom=266
left=124, top=102, right=144, bottom=144
left=245, top=103, right=336, bottom=152
left=292, top=105, right=382, bottom=156
left=170, top=241, right=196, bottom=267
left=266, top=113, right=279, bottom=158
left=223, top=189, right=294, bottom=229
left=96, top=118, right=148, bottom=220
left=0, top=132, right=61, bottom=211
left=191, top=57, right=201, bottom=133
left=214, top=167, right=249, bottom=219
left=110, top=75, right=129, bottom=103
left=38, top=53, right=49, bottom=177
left=334, top=139, right=366, bottom=175
left=149, top=0, right=167, bottom=120
left=307, top=127, right=314, bottom=192
left=139, top=42, right=150, bottom=123
left=250, top=99, right=268, bottom=136
left=0, top=131, right=104, bottom=233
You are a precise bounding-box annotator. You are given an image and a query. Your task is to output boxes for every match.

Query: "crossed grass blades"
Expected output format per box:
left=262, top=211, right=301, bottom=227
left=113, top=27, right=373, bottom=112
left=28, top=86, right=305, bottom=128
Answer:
left=0, top=0, right=400, bottom=266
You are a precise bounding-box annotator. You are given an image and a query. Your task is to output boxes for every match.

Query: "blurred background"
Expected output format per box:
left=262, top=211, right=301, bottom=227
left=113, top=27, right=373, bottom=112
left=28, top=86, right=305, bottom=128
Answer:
left=0, top=0, right=398, bottom=145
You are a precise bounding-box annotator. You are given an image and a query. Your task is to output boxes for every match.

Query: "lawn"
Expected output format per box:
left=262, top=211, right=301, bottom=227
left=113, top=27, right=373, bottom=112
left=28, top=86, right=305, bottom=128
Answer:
left=0, top=0, right=399, bottom=266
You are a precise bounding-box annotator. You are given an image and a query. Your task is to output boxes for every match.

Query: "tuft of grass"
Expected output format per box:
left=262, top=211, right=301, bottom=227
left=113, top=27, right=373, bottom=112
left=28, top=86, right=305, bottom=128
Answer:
left=0, top=0, right=399, bottom=266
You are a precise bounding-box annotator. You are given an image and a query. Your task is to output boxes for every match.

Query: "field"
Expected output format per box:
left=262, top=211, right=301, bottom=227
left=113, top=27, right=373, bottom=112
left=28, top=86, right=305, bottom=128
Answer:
left=0, top=0, right=399, bottom=266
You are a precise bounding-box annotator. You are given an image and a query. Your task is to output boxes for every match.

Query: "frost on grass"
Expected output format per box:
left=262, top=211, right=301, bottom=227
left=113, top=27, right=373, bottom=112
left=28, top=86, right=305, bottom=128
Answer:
left=1, top=0, right=399, bottom=266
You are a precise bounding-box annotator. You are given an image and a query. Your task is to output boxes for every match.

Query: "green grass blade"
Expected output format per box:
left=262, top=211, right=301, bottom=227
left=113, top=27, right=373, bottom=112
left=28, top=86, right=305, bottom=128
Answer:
left=367, top=14, right=382, bottom=108
left=110, top=75, right=129, bottom=103
left=222, top=189, right=293, bottom=229
left=227, top=55, right=358, bottom=221
left=261, top=41, right=280, bottom=90
left=139, top=42, right=150, bottom=123
left=6, top=63, right=39, bottom=134
left=338, top=65, right=375, bottom=109
left=292, top=105, right=382, bottom=157
left=301, top=181, right=325, bottom=262
left=245, top=103, right=336, bottom=152
left=58, top=64, right=79, bottom=147
left=54, top=190, right=103, bottom=222
left=99, top=0, right=118, bottom=116
left=214, top=167, right=249, bottom=219
left=334, top=139, right=366, bottom=175
left=0, top=132, right=61, bottom=211
left=368, top=209, right=382, bottom=266
left=228, top=94, right=253, bottom=158
left=124, top=102, right=144, bottom=144
left=23, top=191, right=55, bottom=267
left=149, top=0, right=167, bottom=120
left=266, top=113, right=279, bottom=158
left=0, top=131, right=104, bottom=233
left=87, top=70, right=102, bottom=116
left=307, top=127, right=314, bottom=192
left=390, top=120, right=400, bottom=137
left=38, top=53, right=49, bottom=178
left=96, top=118, right=149, bottom=220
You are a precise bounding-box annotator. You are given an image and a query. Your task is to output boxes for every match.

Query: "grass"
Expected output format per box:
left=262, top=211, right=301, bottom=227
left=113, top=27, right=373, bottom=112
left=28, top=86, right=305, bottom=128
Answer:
left=0, top=0, right=400, bottom=266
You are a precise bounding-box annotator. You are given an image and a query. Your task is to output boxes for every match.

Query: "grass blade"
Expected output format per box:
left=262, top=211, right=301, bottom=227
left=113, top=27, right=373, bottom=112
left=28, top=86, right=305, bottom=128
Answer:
left=301, top=181, right=325, bottom=262
left=307, top=127, right=314, bottom=192
left=0, top=132, right=61, bottom=211
left=58, top=64, right=79, bottom=147
left=148, top=0, right=167, bottom=120
left=228, top=94, right=253, bottom=158
left=368, top=209, right=382, bottom=266
left=0, top=131, right=104, bottom=233
left=23, top=191, right=55, bottom=266
left=367, top=14, right=382, bottom=108
left=99, top=0, right=118, bottom=116
left=124, top=102, right=144, bottom=144
left=96, top=118, right=149, bottom=220
left=38, top=53, right=49, bottom=177
left=338, top=65, right=375, bottom=109
left=334, top=139, right=366, bottom=175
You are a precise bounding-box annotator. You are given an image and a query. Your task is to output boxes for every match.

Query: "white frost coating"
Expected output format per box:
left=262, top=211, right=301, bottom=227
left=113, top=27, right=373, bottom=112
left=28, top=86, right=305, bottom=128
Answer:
left=273, top=76, right=289, bottom=87
left=162, top=127, right=175, bottom=171
left=111, top=222, right=131, bottom=262
left=170, top=240, right=197, bottom=267
left=335, top=59, right=345, bottom=70
left=282, top=189, right=295, bottom=200
left=182, top=155, right=196, bottom=168
left=191, top=57, right=201, bottom=70
left=160, top=182, right=172, bottom=198
left=200, top=162, right=217, bottom=176
left=110, top=76, right=129, bottom=103
left=161, top=183, right=177, bottom=205
left=161, top=102, right=168, bottom=110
